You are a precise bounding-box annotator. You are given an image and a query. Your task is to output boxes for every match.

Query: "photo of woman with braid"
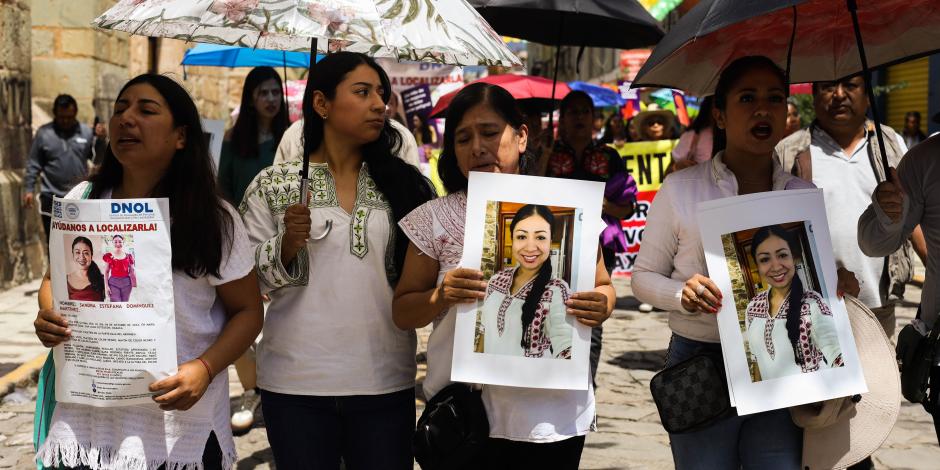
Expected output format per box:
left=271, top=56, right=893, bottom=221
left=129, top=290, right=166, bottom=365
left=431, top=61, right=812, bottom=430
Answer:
left=742, top=225, right=843, bottom=381
left=65, top=236, right=105, bottom=302
left=476, top=204, right=575, bottom=359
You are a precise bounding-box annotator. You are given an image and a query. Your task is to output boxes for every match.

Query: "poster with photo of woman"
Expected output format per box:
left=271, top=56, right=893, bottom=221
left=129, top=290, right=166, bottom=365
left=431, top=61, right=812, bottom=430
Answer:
left=452, top=172, right=605, bottom=390
left=698, top=189, right=866, bottom=415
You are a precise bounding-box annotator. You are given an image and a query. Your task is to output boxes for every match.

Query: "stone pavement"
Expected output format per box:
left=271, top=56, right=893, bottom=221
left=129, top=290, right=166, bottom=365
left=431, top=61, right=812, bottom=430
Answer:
left=0, top=278, right=938, bottom=469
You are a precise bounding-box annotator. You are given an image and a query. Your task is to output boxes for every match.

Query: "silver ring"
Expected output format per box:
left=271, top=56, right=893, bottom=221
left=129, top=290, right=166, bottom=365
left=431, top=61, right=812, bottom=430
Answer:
left=695, top=284, right=706, bottom=296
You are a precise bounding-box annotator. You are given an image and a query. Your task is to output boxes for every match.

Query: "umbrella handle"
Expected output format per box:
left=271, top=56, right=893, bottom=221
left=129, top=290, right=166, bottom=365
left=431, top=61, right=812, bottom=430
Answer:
left=299, top=177, right=310, bottom=206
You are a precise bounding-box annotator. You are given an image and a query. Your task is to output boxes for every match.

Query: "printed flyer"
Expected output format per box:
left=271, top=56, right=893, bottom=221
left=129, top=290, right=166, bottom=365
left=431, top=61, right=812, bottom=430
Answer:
left=49, top=197, right=176, bottom=407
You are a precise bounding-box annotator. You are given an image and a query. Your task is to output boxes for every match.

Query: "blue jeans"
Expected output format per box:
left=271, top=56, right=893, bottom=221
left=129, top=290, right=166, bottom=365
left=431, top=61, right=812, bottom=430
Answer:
left=260, top=388, right=415, bottom=470
left=665, top=334, right=803, bottom=470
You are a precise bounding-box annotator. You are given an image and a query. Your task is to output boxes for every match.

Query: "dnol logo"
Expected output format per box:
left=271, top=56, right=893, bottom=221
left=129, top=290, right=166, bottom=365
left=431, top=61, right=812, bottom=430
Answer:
left=111, top=202, right=154, bottom=214
left=65, top=203, right=80, bottom=220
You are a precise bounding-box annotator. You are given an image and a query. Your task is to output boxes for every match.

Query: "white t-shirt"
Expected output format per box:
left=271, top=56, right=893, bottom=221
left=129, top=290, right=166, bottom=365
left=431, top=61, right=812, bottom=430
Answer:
left=38, top=182, right=254, bottom=470
left=808, top=126, right=908, bottom=309
left=399, top=191, right=595, bottom=443
left=240, top=160, right=417, bottom=396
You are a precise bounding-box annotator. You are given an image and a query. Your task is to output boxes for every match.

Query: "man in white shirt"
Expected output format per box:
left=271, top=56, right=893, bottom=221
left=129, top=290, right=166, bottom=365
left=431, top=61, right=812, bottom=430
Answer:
left=776, top=75, right=926, bottom=342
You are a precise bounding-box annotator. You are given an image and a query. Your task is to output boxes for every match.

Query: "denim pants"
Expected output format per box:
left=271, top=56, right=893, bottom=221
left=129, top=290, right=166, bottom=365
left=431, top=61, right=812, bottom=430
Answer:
left=665, top=334, right=803, bottom=470
left=260, top=388, right=415, bottom=470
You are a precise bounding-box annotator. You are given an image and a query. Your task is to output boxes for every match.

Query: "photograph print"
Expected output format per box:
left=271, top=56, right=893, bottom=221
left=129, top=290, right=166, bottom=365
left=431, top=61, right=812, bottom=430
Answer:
left=697, top=189, right=866, bottom=415
left=452, top=172, right=605, bottom=390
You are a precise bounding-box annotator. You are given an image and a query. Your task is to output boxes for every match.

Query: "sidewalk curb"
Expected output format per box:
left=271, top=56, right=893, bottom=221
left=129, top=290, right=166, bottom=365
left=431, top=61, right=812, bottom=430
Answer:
left=0, top=353, right=46, bottom=399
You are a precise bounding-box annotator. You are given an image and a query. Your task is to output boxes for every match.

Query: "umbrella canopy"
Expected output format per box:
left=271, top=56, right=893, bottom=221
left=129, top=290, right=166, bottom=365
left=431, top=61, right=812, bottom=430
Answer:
left=568, top=81, right=624, bottom=108
left=181, top=43, right=321, bottom=67
left=94, top=0, right=521, bottom=66
left=429, top=74, right=571, bottom=118
left=470, top=0, right=663, bottom=49
left=632, top=0, right=940, bottom=95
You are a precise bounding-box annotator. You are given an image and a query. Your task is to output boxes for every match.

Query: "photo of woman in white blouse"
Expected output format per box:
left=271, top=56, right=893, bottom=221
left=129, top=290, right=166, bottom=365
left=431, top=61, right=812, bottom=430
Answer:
left=478, top=204, right=574, bottom=359
left=744, top=225, right=843, bottom=381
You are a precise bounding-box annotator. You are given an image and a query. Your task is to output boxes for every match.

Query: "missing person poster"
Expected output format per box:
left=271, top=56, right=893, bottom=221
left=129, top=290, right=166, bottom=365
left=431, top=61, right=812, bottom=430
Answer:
left=49, top=197, right=177, bottom=407
left=698, top=189, right=866, bottom=415
left=452, top=172, right=605, bottom=390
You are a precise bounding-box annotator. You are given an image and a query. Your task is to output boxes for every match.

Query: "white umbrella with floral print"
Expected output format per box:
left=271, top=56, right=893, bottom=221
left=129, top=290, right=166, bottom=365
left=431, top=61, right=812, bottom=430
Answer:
left=93, top=0, right=520, bottom=66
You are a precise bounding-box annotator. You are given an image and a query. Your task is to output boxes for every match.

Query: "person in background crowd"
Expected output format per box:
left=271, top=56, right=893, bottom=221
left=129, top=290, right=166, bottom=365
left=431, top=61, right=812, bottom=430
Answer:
left=93, top=116, right=109, bottom=165
left=33, top=73, right=264, bottom=470
left=633, top=55, right=859, bottom=469
left=542, top=90, right=636, bottom=385
left=411, top=113, right=439, bottom=147
left=593, top=115, right=606, bottom=141
left=634, top=105, right=678, bottom=142
left=394, top=82, right=615, bottom=468
left=785, top=97, right=802, bottom=137
left=218, top=66, right=289, bottom=206
left=216, top=66, right=290, bottom=436
left=670, top=96, right=715, bottom=173
left=519, top=102, right=547, bottom=159
left=23, top=94, right=96, bottom=243
left=387, top=91, right=407, bottom=127
left=902, top=111, right=928, bottom=149
left=775, top=75, right=926, bottom=343
left=239, top=52, right=434, bottom=469
left=599, top=113, right=629, bottom=151
left=858, top=134, right=940, bottom=447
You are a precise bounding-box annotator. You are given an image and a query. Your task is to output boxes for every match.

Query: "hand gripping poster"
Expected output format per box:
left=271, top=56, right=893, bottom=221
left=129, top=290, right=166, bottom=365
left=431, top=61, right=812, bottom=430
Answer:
left=49, top=197, right=176, bottom=407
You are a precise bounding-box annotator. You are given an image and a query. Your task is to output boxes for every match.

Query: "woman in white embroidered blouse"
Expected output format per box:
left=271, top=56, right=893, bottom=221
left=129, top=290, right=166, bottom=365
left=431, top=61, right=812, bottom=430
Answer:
left=32, top=74, right=263, bottom=470
left=744, top=225, right=843, bottom=381
left=238, top=52, right=434, bottom=469
left=479, top=205, right=574, bottom=359
left=394, top=83, right=615, bottom=468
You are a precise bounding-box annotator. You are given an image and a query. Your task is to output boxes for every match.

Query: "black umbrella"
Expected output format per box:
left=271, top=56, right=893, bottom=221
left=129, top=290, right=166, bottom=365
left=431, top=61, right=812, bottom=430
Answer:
left=632, top=0, right=940, bottom=179
left=470, top=0, right=664, bottom=134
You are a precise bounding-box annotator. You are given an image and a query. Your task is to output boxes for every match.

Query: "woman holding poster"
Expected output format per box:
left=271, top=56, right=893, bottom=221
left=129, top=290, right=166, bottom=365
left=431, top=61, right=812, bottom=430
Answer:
left=632, top=56, right=821, bottom=469
left=66, top=236, right=105, bottom=302
left=394, top=82, right=615, bottom=468
left=479, top=205, right=574, bottom=359
left=745, top=225, right=843, bottom=380
left=33, top=74, right=264, bottom=470
left=239, top=52, right=434, bottom=469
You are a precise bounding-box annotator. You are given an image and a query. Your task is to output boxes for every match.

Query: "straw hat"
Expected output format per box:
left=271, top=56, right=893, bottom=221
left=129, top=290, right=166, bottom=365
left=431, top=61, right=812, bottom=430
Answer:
left=633, top=104, right=676, bottom=138
left=790, top=295, right=901, bottom=470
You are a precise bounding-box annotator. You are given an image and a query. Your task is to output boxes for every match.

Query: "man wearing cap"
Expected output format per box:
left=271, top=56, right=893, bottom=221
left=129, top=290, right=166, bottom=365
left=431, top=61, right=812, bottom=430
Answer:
left=776, top=75, right=926, bottom=340
left=23, top=94, right=96, bottom=244
left=859, top=133, right=940, bottom=446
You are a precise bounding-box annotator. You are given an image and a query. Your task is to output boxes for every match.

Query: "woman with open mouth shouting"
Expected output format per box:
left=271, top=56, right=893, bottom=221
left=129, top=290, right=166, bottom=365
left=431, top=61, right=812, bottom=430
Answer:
left=744, top=225, right=843, bottom=381
left=632, top=56, right=858, bottom=469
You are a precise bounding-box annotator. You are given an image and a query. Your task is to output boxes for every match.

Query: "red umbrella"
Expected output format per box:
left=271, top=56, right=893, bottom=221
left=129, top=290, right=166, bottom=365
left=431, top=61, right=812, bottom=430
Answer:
left=430, top=74, right=572, bottom=118
left=790, top=83, right=812, bottom=95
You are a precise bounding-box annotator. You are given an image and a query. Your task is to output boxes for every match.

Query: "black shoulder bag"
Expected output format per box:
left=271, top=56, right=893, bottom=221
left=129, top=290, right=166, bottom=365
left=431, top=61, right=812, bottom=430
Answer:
left=649, top=352, right=735, bottom=434
left=897, top=319, right=940, bottom=411
left=413, top=383, right=489, bottom=470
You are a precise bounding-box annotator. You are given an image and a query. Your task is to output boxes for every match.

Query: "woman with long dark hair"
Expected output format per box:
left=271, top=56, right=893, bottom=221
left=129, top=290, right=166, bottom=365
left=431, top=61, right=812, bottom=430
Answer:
left=66, top=236, right=105, bottom=302
left=33, top=74, right=264, bottom=469
left=745, top=225, right=842, bottom=380
left=479, top=205, right=574, bottom=358
left=394, top=82, right=615, bottom=468
left=239, top=52, right=434, bottom=469
left=218, top=66, right=289, bottom=205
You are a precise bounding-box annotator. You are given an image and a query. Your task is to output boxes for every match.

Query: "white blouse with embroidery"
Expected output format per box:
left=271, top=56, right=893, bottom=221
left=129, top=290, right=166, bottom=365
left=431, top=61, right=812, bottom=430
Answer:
left=239, top=161, right=417, bottom=396
left=38, top=182, right=253, bottom=470
left=744, top=289, right=843, bottom=381
left=481, top=267, right=573, bottom=359
left=399, top=191, right=596, bottom=443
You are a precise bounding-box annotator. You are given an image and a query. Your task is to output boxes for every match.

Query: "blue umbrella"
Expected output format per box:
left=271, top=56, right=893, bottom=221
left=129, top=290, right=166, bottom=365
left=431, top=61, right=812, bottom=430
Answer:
left=181, top=44, right=321, bottom=68
left=567, top=81, right=625, bottom=108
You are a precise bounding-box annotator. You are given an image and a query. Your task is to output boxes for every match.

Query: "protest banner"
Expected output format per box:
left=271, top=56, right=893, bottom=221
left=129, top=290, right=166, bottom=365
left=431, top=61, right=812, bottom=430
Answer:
left=697, top=189, right=866, bottom=415
left=402, top=84, right=434, bottom=125
left=377, top=59, right=464, bottom=103
left=452, top=172, right=604, bottom=390
left=50, top=197, right=177, bottom=407
left=610, top=139, right=678, bottom=276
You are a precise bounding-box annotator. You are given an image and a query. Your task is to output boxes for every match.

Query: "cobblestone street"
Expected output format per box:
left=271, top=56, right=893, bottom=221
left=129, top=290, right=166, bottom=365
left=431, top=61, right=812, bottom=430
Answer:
left=0, top=280, right=938, bottom=469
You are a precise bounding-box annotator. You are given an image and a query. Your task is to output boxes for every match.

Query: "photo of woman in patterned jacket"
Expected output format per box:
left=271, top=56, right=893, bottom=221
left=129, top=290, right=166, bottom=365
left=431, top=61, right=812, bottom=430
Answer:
left=477, top=204, right=574, bottom=359
left=744, top=224, right=843, bottom=381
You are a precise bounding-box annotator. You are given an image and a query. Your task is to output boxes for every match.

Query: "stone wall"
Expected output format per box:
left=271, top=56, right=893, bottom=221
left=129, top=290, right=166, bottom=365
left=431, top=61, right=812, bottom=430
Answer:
left=0, top=0, right=44, bottom=288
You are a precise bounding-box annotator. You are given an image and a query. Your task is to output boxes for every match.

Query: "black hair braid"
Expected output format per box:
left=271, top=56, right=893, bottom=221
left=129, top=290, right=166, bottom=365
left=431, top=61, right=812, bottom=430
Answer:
left=785, top=272, right=805, bottom=367
left=521, top=258, right=553, bottom=350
